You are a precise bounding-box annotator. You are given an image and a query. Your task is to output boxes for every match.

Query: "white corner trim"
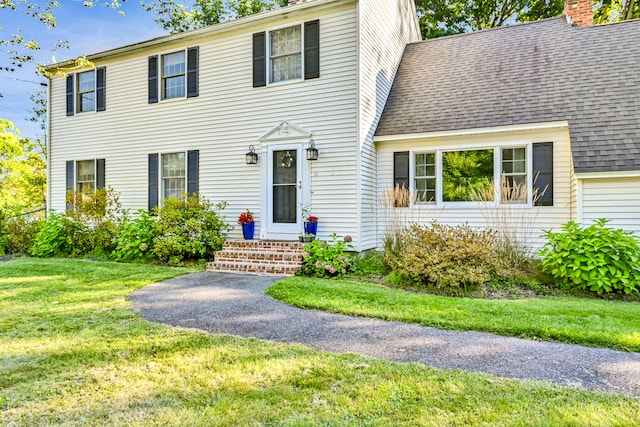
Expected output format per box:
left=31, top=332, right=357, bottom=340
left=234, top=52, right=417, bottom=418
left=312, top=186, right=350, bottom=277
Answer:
left=575, top=170, right=640, bottom=179
left=373, top=121, right=570, bottom=143
left=576, top=178, right=583, bottom=224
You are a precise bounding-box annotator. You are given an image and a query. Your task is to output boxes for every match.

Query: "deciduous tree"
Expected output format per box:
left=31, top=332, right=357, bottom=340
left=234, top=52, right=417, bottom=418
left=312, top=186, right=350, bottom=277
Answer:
left=0, top=119, right=46, bottom=216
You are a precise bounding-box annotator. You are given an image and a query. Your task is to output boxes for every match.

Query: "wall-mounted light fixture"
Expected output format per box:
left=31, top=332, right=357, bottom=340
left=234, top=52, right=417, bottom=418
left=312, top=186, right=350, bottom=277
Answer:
left=306, top=139, right=318, bottom=161
left=246, top=145, right=258, bottom=164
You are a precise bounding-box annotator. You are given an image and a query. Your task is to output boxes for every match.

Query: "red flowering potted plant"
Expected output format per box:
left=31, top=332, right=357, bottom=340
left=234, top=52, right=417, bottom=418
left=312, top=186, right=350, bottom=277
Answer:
left=303, top=215, right=318, bottom=237
left=238, top=209, right=255, bottom=240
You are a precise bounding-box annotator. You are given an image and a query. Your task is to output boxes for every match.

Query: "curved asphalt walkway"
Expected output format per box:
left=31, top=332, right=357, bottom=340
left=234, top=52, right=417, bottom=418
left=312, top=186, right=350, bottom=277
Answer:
left=130, top=272, right=640, bottom=397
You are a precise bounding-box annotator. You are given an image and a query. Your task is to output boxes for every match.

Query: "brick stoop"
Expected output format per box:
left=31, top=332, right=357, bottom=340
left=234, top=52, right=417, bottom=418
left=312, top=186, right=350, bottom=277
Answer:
left=206, top=240, right=305, bottom=276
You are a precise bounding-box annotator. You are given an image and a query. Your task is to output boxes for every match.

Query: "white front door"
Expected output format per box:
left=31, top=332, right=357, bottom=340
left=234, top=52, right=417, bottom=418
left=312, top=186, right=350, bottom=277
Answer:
left=265, top=144, right=305, bottom=240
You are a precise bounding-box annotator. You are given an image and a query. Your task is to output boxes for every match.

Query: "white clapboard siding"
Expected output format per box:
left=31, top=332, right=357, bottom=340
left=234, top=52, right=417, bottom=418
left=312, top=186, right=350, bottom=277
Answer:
left=49, top=3, right=360, bottom=242
left=580, top=177, right=640, bottom=235
left=376, top=126, right=576, bottom=253
left=357, top=0, right=422, bottom=250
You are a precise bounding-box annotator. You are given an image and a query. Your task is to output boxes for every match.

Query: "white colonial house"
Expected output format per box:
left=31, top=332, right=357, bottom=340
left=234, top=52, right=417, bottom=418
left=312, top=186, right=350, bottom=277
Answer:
left=46, top=0, right=640, bottom=271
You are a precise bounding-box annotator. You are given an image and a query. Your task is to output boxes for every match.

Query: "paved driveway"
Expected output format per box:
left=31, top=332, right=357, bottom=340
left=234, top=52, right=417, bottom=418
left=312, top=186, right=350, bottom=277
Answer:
left=130, top=272, right=640, bottom=397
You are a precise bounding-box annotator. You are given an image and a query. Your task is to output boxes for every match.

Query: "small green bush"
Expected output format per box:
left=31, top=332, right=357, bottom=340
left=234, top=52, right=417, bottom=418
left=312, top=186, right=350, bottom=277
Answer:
left=297, top=234, right=355, bottom=278
left=2, top=216, right=43, bottom=254
left=31, top=212, right=85, bottom=257
left=539, top=219, right=640, bottom=295
left=151, top=195, right=230, bottom=265
left=112, top=210, right=157, bottom=262
left=384, top=222, right=500, bottom=293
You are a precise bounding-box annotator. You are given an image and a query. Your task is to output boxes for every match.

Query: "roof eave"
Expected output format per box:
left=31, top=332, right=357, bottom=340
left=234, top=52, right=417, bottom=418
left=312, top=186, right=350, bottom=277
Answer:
left=44, top=0, right=355, bottom=72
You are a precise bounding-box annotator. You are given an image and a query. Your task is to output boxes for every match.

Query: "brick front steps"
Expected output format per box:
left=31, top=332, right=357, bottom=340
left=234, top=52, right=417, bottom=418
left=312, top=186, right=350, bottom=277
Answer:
left=206, top=240, right=305, bottom=276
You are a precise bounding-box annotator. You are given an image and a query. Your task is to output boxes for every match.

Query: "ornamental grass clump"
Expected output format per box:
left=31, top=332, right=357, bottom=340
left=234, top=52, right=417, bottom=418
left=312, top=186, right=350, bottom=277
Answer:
left=297, top=234, right=355, bottom=278
left=539, top=219, right=640, bottom=295
left=384, top=222, right=500, bottom=294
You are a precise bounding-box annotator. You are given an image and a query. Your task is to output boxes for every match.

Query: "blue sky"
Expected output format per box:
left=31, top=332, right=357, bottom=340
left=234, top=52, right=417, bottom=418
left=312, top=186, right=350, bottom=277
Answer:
left=1, top=1, right=166, bottom=141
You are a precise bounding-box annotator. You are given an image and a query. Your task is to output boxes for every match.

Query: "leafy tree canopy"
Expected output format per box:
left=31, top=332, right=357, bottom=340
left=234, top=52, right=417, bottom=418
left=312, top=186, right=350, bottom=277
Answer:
left=415, top=0, right=564, bottom=39
left=594, top=0, right=640, bottom=23
left=0, top=119, right=46, bottom=216
left=141, top=0, right=288, bottom=33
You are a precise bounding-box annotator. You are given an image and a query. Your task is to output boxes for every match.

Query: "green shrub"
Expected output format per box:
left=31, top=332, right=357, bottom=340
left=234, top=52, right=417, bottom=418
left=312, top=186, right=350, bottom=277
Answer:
left=151, top=195, right=230, bottom=265
left=2, top=216, right=43, bottom=254
left=297, top=234, right=355, bottom=278
left=113, top=210, right=158, bottom=262
left=539, top=219, right=640, bottom=295
left=384, top=222, right=500, bottom=293
left=31, top=212, right=85, bottom=257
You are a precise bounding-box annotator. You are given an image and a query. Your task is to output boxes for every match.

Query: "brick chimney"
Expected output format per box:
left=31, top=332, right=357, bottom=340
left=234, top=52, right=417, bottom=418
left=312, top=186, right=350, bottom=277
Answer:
left=565, top=0, right=593, bottom=26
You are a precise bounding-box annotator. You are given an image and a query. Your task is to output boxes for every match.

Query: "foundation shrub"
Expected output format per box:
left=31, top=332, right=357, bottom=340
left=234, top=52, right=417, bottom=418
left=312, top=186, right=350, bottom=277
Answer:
left=30, top=212, right=85, bottom=257
left=2, top=215, right=43, bottom=254
left=112, top=210, right=158, bottom=262
left=540, top=219, right=640, bottom=295
left=151, top=195, right=230, bottom=266
left=384, top=222, right=500, bottom=294
left=297, top=234, right=355, bottom=278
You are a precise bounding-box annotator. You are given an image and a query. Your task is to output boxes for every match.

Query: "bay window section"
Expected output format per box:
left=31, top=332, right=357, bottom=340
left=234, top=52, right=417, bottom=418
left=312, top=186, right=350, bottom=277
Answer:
left=442, top=149, right=494, bottom=202
left=161, top=152, right=186, bottom=200
left=162, top=51, right=186, bottom=99
left=414, top=153, right=436, bottom=203
left=270, top=25, right=302, bottom=83
left=501, top=147, right=527, bottom=203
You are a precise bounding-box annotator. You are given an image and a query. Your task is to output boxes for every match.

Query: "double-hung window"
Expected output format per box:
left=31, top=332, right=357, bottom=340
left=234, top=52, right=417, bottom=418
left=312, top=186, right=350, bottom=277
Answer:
left=148, top=47, right=199, bottom=103
left=161, top=152, right=186, bottom=200
left=65, top=159, right=105, bottom=211
left=252, top=20, right=319, bottom=87
left=501, top=147, right=527, bottom=203
left=161, top=51, right=186, bottom=99
left=414, top=153, right=436, bottom=203
left=77, top=71, right=96, bottom=113
left=76, top=160, right=96, bottom=194
left=66, top=67, right=106, bottom=115
left=148, top=150, right=199, bottom=211
left=270, top=25, right=302, bottom=83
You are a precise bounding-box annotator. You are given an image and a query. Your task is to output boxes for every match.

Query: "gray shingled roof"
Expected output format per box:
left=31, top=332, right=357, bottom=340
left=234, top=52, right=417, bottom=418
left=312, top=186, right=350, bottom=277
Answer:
left=375, top=16, right=640, bottom=173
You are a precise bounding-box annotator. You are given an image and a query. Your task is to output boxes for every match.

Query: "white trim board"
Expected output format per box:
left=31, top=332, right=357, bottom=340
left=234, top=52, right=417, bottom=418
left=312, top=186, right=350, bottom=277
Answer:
left=373, top=121, right=570, bottom=143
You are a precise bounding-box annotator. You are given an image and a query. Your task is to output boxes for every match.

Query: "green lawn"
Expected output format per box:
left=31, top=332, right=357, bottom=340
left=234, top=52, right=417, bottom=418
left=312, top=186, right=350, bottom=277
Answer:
left=1, top=258, right=639, bottom=426
left=266, top=277, right=640, bottom=352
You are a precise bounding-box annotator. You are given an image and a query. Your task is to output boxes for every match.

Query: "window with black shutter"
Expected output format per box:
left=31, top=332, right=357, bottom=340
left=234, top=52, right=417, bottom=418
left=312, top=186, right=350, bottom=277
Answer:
left=253, top=20, right=320, bottom=87
left=66, top=74, right=74, bottom=116
left=533, top=142, right=554, bottom=206
left=148, top=154, right=159, bottom=211
left=253, top=32, right=266, bottom=87
left=393, top=151, right=410, bottom=207
left=187, top=150, right=199, bottom=195
left=187, top=47, right=199, bottom=98
left=148, top=55, right=159, bottom=103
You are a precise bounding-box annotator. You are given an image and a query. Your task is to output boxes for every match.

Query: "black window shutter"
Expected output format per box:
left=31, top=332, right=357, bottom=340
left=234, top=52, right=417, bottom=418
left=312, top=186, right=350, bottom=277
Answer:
left=533, top=142, right=553, bottom=206
left=187, top=150, right=199, bottom=195
left=96, top=67, right=106, bottom=111
left=66, top=74, right=74, bottom=116
left=148, top=56, right=159, bottom=104
left=96, top=159, right=105, bottom=190
left=149, top=154, right=159, bottom=211
left=187, top=47, right=199, bottom=98
left=66, top=161, right=74, bottom=211
left=253, top=32, right=266, bottom=87
left=393, top=151, right=410, bottom=207
left=304, top=20, right=320, bottom=80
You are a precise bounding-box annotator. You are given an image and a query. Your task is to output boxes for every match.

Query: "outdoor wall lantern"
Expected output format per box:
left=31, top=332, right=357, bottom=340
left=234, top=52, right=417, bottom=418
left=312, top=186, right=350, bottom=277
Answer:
left=306, top=140, right=319, bottom=161
left=246, top=145, right=258, bottom=165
